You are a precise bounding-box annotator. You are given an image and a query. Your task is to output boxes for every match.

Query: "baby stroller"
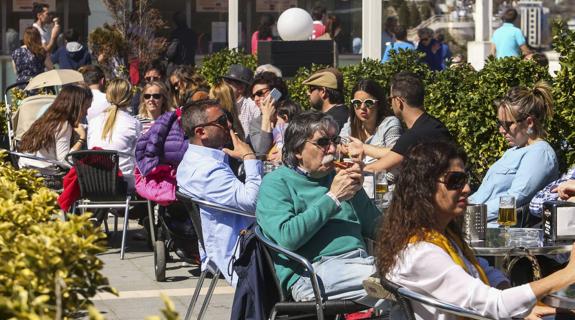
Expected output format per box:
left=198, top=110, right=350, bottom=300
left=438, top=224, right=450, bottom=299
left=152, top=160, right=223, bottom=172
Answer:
left=153, top=202, right=200, bottom=282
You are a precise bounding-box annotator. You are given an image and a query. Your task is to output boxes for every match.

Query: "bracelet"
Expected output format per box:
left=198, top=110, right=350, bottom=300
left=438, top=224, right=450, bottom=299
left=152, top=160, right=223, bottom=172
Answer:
left=76, top=138, right=86, bottom=145
left=242, top=152, right=256, bottom=160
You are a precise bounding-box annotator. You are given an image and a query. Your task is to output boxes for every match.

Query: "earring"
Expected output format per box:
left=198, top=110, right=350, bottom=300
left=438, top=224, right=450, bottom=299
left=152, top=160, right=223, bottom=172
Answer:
left=526, top=127, right=534, bottom=135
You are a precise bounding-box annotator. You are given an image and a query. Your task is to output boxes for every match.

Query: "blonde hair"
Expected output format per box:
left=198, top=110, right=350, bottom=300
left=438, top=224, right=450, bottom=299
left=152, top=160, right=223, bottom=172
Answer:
left=209, top=82, right=235, bottom=114
left=208, top=81, right=245, bottom=139
left=499, top=81, right=554, bottom=138
left=102, top=78, right=133, bottom=141
left=138, top=81, right=173, bottom=119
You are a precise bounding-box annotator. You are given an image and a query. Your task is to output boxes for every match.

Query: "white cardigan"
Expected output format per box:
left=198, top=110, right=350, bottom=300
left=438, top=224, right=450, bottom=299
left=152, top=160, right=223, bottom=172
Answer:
left=387, top=242, right=537, bottom=319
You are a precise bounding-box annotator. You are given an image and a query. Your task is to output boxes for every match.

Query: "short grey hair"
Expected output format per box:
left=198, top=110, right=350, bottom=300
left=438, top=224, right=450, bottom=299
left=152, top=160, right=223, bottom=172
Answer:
left=181, top=99, right=221, bottom=137
left=282, top=111, right=339, bottom=168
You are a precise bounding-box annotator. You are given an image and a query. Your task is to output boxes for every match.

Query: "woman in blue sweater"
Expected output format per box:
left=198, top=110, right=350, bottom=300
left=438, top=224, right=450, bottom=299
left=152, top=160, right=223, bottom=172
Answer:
left=469, top=82, right=558, bottom=224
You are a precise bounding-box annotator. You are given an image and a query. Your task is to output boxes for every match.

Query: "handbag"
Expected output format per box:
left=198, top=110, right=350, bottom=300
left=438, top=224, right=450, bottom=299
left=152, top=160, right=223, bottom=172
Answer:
left=134, top=165, right=177, bottom=206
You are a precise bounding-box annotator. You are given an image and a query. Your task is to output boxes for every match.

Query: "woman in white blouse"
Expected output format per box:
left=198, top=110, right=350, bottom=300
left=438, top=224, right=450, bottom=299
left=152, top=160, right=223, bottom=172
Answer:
left=88, top=78, right=142, bottom=190
left=377, top=140, right=575, bottom=320
left=19, top=84, right=92, bottom=168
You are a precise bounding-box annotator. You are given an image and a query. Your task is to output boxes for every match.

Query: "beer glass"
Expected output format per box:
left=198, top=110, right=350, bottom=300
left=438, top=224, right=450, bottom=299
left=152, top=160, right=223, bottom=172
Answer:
left=375, top=171, right=389, bottom=209
left=334, top=137, right=353, bottom=169
left=498, top=195, right=517, bottom=231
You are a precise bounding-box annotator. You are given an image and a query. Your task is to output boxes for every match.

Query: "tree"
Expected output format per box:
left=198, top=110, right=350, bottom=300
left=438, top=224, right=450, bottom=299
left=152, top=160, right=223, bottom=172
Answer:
left=409, top=2, right=422, bottom=28
left=420, top=3, right=432, bottom=21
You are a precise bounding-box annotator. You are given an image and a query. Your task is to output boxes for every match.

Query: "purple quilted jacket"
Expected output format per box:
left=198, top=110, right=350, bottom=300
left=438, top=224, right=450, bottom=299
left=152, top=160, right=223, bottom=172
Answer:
left=135, top=111, right=188, bottom=176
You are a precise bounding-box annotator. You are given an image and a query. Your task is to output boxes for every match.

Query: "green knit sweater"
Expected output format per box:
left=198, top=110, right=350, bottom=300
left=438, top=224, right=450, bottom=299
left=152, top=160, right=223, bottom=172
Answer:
left=256, top=166, right=381, bottom=295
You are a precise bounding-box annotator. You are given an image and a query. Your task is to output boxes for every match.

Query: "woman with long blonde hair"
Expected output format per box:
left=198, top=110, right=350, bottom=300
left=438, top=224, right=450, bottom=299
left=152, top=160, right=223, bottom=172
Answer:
left=137, top=81, right=173, bottom=133
left=11, top=26, right=53, bottom=82
left=87, top=78, right=142, bottom=189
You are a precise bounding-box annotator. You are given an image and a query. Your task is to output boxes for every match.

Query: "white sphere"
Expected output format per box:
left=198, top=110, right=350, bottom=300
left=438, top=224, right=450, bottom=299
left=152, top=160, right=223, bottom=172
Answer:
left=277, top=8, right=313, bottom=41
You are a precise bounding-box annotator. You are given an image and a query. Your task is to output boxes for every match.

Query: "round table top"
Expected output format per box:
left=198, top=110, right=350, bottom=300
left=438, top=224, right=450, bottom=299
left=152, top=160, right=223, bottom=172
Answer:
left=543, top=285, right=575, bottom=309
left=469, top=228, right=572, bottom=257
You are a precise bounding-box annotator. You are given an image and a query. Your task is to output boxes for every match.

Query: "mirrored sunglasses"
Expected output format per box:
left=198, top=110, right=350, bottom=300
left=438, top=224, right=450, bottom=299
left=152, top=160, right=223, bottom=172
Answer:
left=351, top=98, right=378, bottom=109
left=438, top=171, right=468, bottom=190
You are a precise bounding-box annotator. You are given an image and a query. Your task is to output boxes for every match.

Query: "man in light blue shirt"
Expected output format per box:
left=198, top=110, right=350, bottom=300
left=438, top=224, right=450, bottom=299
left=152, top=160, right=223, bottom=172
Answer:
left=491, top=8, right=530, bottom=58
left=177, top=99, right=262, bottom=285
left=382, top=26, right=415, bottom=63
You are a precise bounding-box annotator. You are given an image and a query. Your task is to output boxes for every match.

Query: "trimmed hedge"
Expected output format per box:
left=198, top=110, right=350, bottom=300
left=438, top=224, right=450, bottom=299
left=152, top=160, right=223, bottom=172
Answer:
left=0, top=150, right=114, bottom=319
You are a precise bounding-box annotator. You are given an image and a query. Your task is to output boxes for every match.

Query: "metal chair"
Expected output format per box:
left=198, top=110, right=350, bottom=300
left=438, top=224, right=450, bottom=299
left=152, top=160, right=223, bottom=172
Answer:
left=254, top=225, right=371, bottom=320
left=380, top=278, right=493, bottom=320
left=66, top=150, right=154, bottom=260
left=175, top=191, right=255, bottom=320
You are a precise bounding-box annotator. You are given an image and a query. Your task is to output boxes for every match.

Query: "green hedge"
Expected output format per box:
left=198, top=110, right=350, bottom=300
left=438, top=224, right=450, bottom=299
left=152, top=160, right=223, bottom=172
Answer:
left=198, top=48, right=257, bottom=87
left=0, top=150, right=114, bottom=319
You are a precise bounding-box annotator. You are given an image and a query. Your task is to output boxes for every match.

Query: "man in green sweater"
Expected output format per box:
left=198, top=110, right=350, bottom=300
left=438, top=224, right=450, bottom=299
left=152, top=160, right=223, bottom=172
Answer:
left=256, top=111, right=381, bottom=302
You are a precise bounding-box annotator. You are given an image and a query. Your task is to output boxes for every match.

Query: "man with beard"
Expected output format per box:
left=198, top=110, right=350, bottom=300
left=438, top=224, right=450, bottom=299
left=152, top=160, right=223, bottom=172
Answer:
left=177, top=99, right=262, bottom=285
left=256, top=111, right=380, bottom=303
left=302, top=68, right=349, bottom=133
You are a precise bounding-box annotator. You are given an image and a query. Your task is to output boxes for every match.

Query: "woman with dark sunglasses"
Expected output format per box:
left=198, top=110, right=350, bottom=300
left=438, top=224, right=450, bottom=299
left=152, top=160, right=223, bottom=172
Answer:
left=340, top=79, right=402, bottom=179
left=137, top=81, right=174, bottom=134
left=469, top=82, right=558, bottom=224
left=376, top=141, right=571, bottom=319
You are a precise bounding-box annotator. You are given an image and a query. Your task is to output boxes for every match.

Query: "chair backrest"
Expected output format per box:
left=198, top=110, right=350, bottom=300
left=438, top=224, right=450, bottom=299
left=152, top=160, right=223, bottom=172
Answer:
left=381, top=278, right=493, bottom=320
left=66, top=150, right=121, bottom=200
left=253, top=226, right=287, bottom=302
left=175, top=191, right=206, bottom=253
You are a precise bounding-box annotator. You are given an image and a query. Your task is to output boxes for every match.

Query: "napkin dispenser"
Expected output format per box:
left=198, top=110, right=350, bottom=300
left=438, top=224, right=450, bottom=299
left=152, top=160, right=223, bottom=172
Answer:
left=542, top=200, right=575, bottom=241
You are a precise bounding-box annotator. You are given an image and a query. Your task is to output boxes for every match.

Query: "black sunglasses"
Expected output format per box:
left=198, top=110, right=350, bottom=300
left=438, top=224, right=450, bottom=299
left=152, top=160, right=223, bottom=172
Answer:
left=192, top=114, right=229, bottom=130
left=251, top=88, right=270, bottom=99
left=308, top=86, right=321, bottom=93
left=351, top=98, right=378, bottom=109
left=307, top=136, right=341, bottom=149
left=438, top=171, right=468, bottom=190
left=497, top=115, right=528, bottom=133
left=143, top=93, right=162, bottom=100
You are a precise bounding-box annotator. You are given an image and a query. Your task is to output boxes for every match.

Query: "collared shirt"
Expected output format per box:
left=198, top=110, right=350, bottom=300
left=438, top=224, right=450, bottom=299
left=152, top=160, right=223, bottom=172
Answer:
left=491, top=23, right=526, bottom=58
left=176, top=144, right=262, bottom=285
left=469, top=140, right=558, bottom=223
left=236, top=96, right=261, bottom=135
left=87, top=89, right=110, bottom=121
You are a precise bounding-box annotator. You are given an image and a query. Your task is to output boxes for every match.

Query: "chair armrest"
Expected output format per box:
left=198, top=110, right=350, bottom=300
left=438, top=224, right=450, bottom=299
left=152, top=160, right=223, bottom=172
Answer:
left=254, top=225, right=326, bottom=305
left=11, top=151, right=69, bottom=169
left=189, top=196, right=255, bottom=218
left=397, top=287, right=492, bottom=320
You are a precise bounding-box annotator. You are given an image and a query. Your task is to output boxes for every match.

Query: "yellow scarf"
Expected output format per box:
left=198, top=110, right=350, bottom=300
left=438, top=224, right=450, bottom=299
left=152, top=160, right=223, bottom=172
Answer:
left=409, top=228, right=489, bottom=285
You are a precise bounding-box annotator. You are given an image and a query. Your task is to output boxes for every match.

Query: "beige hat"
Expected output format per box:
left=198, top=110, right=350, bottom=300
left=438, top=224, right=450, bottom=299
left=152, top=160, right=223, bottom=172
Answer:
left=302, top=68, right=343, bottom=90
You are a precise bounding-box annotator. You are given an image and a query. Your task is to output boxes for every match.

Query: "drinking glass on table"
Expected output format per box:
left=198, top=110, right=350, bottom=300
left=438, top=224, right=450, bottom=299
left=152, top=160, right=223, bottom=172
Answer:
left=498, top=195, right=517, bottom=233
left=375, top=171, right=390, bottom=209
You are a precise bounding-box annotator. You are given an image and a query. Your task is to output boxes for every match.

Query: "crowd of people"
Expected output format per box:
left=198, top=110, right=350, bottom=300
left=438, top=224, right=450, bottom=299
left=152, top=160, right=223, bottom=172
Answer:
left=9, top=2, right=575, bottom=320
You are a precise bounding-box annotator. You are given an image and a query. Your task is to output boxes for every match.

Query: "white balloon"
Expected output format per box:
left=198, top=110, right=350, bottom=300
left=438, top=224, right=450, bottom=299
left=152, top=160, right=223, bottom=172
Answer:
left=277, top=8, right=313, bottom=41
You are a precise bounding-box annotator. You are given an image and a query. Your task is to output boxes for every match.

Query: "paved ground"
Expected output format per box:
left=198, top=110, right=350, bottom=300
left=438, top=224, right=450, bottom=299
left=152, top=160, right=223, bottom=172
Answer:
left=89, top=218, right=233, bottom=320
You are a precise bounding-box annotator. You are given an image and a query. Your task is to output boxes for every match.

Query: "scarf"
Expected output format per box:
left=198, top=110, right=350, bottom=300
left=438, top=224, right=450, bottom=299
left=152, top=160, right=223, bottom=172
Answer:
left=409, top=228, right=489, bottom=284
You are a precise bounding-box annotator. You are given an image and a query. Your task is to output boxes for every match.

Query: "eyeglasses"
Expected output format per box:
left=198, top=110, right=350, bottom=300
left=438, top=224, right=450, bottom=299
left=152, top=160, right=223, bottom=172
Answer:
left=251, top=88, right=270, bottom=99
left=143, top=93, right=162, bottom=100
left=145, top=76, right=161, bottom=82
left=191, top=114, right=229, bottom=130
left=497, top=115, right=528, bottom=133
left=307, top=135, right=341, bottom=150
left=438, top=171, right=468, bottom=190
left=351, top=98, right=378, bottom=109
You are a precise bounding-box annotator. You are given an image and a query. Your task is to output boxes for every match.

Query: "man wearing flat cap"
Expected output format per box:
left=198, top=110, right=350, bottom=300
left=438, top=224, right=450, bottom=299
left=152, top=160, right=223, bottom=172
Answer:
left=303, top=68, right=349, bottom=132
left=223, top=64, right=261, bottom=134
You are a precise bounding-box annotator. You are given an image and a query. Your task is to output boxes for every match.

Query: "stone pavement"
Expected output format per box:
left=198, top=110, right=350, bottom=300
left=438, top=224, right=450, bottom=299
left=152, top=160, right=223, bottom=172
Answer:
left=89, top=218, right=234, bottom=320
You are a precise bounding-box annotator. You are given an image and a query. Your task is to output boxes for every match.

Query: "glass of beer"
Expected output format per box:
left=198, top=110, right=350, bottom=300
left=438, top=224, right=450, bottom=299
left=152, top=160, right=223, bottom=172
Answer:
left=375, top=171, right=389, bottom=209
left=498, top=195, right=517, bottom=230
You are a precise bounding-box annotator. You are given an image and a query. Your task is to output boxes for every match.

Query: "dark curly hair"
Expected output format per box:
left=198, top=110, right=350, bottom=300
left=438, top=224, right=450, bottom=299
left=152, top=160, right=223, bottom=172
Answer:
left=350, top=79, right=391, bottom=142
left=249, top=71, right=288, bottom=102
left=376, top=141, right=467, bottom=277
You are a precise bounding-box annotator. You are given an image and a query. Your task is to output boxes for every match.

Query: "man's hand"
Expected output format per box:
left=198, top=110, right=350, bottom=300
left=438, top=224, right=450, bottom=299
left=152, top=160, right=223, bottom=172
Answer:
left=222, top=130, right=256, bottom=160
left=552, top=180, right=575, bottom=200
left=345, top=136, right=365, bottom=162
left=524, top=305, right=555, bottom=320
left=329, top=164, right=363, bottom=201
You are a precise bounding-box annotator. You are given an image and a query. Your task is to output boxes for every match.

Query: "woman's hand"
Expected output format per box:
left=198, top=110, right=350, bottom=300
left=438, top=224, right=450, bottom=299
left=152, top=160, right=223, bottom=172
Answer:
left=552, top=180, right=575, bottom=200
left=524, top=305, right=556, bottom=320
left=261, top=95, right=276, bottom=119
left=74, top=125, right=86, bottom=140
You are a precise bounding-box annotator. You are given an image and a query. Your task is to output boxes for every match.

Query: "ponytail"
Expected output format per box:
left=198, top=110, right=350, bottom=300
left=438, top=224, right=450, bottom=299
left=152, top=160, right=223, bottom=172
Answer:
left=102, top=78, right=133, bottom=141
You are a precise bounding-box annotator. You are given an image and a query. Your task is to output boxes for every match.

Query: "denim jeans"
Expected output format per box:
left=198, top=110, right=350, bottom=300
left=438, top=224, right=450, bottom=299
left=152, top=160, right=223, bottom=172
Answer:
left=290, top=248, right=376, bottom=302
